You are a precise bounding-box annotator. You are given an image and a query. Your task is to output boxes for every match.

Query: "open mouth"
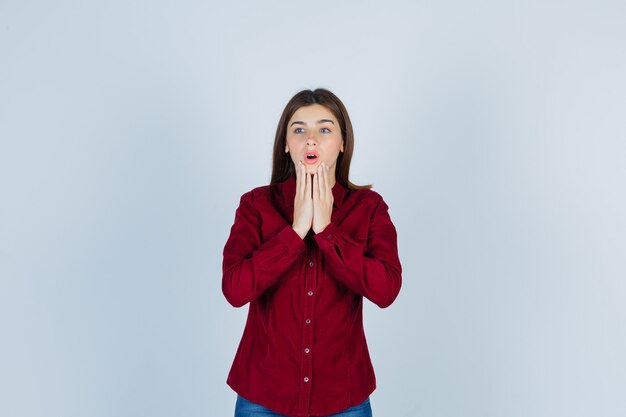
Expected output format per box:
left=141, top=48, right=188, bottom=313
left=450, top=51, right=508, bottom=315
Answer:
left=304, top=152, right=319, bottom=164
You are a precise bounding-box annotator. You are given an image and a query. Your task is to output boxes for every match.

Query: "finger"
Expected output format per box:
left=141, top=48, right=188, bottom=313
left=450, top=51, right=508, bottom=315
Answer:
left=305, top=168, right=312, bottom=200
left=298, top=161, right=306, bottom=197
left=313, top=162, right=324, bottom=198
left=323, top=163, right=332, bottom=202
left=324, top=162, right=332, bottom=198
left=295, top=161, right=301, bottom=196
left=318, top=163, right=326, bottom=198
left=313, top=172, right=320, bottom=201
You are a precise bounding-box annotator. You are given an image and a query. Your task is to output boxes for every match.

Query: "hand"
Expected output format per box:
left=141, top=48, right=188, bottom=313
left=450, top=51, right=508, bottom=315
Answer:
left=292, top=161, right=313, bottom=239
left=312, top=162, right=333, bottom=234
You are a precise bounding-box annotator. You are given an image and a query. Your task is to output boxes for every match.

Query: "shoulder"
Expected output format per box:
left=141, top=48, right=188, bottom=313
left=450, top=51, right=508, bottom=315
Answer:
left=346, top=187, right=390, bottom=217
left=236, top=185, right=270, bottom=202
left=348, top=187, right=386, bottom=206
left=237, top=183, right=278, bottom=207
left=245, top=184, right=272, bottom=198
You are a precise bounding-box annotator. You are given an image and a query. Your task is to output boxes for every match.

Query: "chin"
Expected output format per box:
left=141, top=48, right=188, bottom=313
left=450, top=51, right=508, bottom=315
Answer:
left=305, top=164, right=320, bottom=174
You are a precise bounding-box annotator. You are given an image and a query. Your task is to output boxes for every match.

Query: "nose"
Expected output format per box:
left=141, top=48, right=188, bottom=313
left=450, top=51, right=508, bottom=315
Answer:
left=306, top=133, right=318, bottom=146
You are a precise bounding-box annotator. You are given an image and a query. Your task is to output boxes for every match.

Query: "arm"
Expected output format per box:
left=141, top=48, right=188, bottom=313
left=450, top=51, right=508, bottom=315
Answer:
left=313, top=196, right=402, bottom=308
left=222, top=191, right=305, bottom=307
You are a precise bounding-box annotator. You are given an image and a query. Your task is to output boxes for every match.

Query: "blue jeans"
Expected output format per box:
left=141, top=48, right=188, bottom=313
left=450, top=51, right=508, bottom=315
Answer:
left=234, top=394, right=373, bottom=417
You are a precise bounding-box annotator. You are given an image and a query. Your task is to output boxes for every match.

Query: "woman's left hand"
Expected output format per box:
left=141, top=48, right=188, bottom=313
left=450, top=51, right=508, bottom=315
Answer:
left=312, top=162, right=334, bottom=234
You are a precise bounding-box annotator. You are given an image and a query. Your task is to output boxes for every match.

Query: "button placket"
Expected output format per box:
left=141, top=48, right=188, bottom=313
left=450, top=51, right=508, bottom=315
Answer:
left=298, top=245, right=316, bottom=415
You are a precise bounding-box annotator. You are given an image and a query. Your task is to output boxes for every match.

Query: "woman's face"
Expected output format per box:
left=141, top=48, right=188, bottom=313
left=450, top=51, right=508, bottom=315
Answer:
left=285, top=104, right=344, bottom=178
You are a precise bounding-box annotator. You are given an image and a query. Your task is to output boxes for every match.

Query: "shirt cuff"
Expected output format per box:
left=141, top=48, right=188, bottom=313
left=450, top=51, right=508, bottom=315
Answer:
left=276, top=224, right=307, bottom=256
left=314, top=222, right=337, bottom=242
left=314, top=222, right=359, bottom=246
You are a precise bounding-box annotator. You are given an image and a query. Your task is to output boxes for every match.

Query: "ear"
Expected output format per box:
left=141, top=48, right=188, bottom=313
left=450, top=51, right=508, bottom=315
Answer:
left=340, top=142, right=344, bottom=152
left=285, top=145, right=289, bottom=153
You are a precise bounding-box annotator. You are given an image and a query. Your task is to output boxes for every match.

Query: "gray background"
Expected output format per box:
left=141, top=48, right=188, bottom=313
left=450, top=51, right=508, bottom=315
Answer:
left=1, top=1, right=625, bottom=416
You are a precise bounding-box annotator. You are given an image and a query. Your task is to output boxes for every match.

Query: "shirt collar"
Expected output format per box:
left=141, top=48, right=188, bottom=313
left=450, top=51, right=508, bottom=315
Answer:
left=280, top=175, right=348, bottom=210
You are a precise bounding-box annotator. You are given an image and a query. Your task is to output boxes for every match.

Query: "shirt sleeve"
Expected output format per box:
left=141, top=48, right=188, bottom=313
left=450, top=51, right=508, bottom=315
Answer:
left=222, top=190, right=305, bottom=307
left=313, top=195, right=402, bottom=308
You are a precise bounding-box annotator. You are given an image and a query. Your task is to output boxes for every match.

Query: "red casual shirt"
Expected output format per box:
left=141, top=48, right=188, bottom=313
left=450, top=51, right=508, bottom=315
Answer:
left=222, top=175, right=402, bottom=417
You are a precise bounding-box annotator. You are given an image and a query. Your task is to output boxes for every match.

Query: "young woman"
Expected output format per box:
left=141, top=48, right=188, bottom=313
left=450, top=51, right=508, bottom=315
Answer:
left=222, top=88, right=402, bottom=417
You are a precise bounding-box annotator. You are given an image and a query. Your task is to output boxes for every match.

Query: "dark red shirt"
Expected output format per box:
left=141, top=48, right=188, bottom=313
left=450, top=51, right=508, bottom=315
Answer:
left=222, top=175, right=402, bottom=417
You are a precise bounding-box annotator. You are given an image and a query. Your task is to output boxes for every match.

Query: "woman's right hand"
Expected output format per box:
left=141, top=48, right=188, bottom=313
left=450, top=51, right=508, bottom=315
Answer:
left=292, top=161, right=313, bottom=239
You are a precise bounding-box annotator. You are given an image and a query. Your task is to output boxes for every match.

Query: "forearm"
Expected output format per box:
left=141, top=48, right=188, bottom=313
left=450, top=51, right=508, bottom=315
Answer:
left=223, top=225, right=305, bottom=307
left=314, top=222, right=402, bottom=308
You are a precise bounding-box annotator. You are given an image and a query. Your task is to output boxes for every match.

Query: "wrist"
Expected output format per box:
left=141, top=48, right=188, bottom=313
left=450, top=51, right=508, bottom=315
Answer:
left=292, top=225, right=308, bottom=240
left=313, top=222, right=329, bottom=234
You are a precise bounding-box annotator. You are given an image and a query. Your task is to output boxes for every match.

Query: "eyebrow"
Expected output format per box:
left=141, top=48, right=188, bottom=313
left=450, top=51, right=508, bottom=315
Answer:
left=289, top=119, right=335, bottom=127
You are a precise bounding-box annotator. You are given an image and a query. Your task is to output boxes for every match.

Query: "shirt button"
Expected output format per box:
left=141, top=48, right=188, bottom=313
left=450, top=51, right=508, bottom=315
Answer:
left=304, top=348, right=310, bottom=353
left=309, top=261, right=314, bottom=267
left=327, top=234, right=333, bottom=240
left=305, top=319, right=311, bottom=324
left=304, top=377, right=309, bottom=383
left=307, top=291, right=314, bottom=296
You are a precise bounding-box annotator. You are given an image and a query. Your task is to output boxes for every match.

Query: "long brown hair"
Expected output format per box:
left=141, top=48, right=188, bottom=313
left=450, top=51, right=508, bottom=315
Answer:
left=270, top=88, right=372, bottom=190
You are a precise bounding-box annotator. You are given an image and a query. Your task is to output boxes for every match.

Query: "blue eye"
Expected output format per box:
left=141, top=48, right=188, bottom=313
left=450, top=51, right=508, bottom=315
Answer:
left=320, top=127, right=331, bottom=133
left=294, top=128, right=304, bottom=134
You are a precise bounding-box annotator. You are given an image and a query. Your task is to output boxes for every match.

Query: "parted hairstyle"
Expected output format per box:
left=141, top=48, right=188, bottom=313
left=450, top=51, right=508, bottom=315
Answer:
left=270, top=88, right=371, bottom=190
